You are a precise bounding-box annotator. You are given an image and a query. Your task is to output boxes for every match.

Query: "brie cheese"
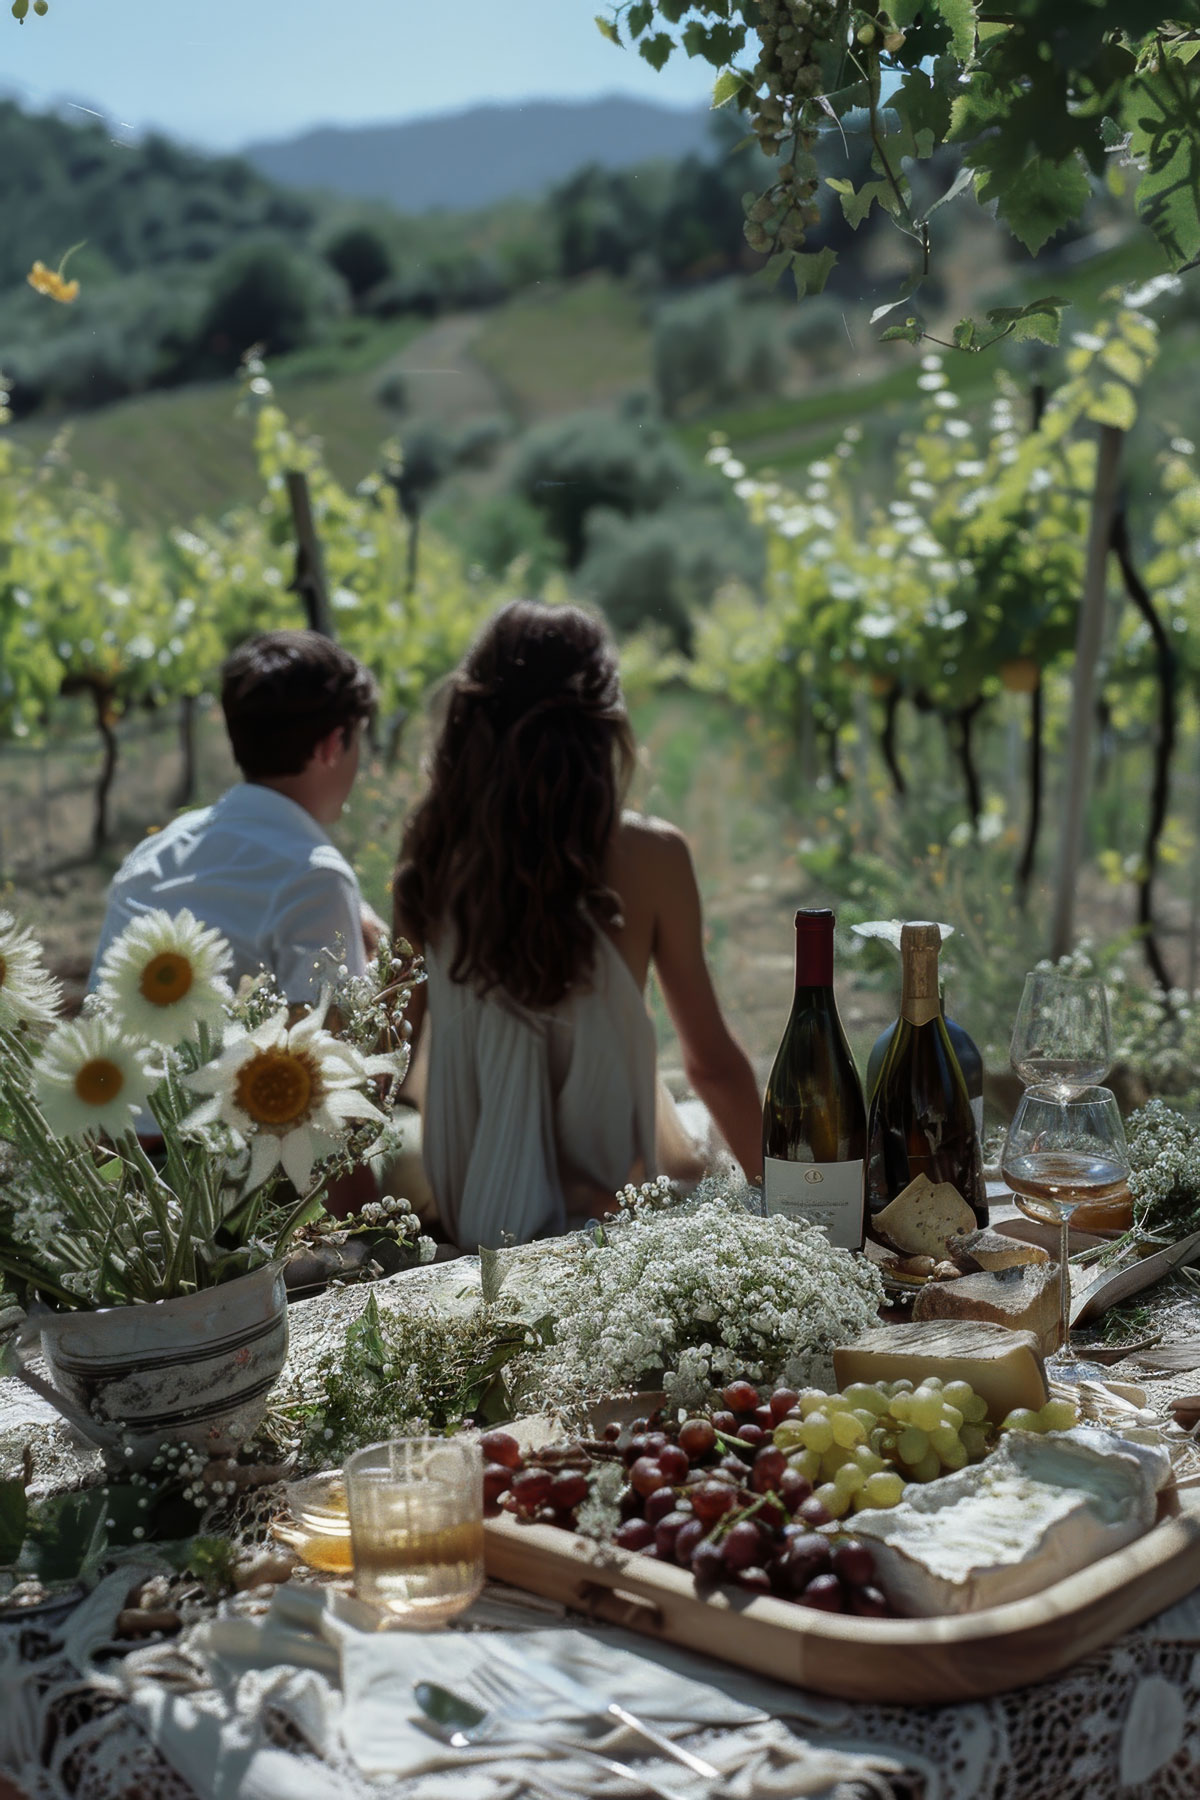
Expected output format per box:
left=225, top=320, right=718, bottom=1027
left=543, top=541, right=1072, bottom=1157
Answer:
left=851, top=1426, right=1169, bottom=1617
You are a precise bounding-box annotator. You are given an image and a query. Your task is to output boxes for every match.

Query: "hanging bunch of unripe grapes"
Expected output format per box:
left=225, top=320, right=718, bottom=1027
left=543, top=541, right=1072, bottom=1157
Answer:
left=12, top=0, right=49, bottom=18
left=742, top=2, right=905, bottom=256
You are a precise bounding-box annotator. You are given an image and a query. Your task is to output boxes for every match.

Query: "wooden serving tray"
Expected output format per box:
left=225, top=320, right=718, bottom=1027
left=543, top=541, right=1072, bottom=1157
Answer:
left=483, top=1485, right=1200, bottom=1703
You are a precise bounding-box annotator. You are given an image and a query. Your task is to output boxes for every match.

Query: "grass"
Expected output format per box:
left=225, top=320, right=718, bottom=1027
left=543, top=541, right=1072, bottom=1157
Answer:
left=471, top=274, right=653, bottom=421
left=10, top=317, right=427, bottom=529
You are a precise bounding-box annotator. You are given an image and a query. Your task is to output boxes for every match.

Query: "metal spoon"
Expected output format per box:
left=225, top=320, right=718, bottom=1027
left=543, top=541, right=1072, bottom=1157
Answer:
left=412, top=1680, right=697, bottom=1800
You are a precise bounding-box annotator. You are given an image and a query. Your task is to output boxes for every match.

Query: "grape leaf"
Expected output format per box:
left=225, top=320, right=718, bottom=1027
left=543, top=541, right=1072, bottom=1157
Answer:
left=682, top=19, right=745, bottom=63
left=1006, top=308, right=1066, bottom=347
left=983, top=296, right=1067, bottom=345
left=789, top=247, right=838, bottom=295
left=761, top=251, right=794, bottom=288
left=711, top=68, right=745, bottom=109
left=930, top=0, right=977, bottom=62
left=638, top=31, right=675, bottom=71
left=1100, top=336, right=1149, bottom=385
left=927, top=162, right=977, bottom=218
left=953, top=318, right=978, bottom=349
left=990, top=152, right=1093, bottom=255
left=1086, top=380, right=1138, bottom=432
left=836, top=179, right=894, bottom=229
left=891, top=66, right=955, bottom=147
left=1124, top=53, right=1200, bottom=266
left=879, top=318, right=925, bottom=343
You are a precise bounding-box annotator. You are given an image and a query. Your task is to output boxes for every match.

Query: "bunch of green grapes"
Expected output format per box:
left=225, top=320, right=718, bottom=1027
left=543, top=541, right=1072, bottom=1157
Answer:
left=772, top=1377, right=1078, bottom=1521
left=12, top=1, right=49, bottom=20
left=743, top=2, right=906, bottom=256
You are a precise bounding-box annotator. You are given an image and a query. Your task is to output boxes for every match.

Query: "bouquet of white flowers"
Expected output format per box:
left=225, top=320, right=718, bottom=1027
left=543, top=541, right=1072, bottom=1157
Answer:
left=0, top=907, right=418, bottom=1310
left=508, top=1177, right=885, bottom=1417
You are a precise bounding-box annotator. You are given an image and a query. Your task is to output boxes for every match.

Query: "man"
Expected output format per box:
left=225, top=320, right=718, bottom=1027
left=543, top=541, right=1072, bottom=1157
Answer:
left=90, top=630, right=382, bottom=999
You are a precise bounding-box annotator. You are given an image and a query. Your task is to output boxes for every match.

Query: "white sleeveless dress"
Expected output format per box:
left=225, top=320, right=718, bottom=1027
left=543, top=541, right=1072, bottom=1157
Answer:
left=421, top=932, right=659, bottom=1249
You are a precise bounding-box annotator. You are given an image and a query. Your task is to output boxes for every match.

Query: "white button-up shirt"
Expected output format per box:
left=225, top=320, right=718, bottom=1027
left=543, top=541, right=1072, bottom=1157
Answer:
left=89, top=784, right=367, bottom=1001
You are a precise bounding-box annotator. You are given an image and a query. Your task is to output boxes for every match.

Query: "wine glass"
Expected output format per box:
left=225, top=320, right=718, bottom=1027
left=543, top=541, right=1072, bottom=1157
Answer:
left=1000, top=1085, right=1129, bottom=1384
left=1009, top=970, right=1112, bottom=1097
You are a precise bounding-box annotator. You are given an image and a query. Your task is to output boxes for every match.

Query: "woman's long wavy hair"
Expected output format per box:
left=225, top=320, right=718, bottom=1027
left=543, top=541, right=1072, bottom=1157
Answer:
left=393, top=601, right=637, bottom=1009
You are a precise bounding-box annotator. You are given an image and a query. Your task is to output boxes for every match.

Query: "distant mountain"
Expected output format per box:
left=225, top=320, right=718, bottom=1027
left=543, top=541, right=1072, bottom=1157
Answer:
left=243, top=96, right=714, bottom=213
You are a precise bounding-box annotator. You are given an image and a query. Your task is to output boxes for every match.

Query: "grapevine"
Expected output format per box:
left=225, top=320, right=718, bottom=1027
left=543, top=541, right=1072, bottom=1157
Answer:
left=685, top=285, right=1199, bottom=975
left=0, top=360, right=516, bottom=854
left=602, top=3, right=1200, bottom=331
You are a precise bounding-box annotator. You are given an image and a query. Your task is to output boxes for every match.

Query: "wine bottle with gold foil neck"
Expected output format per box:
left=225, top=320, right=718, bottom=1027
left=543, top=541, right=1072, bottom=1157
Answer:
left=866, top=921, right=987, bottom=1231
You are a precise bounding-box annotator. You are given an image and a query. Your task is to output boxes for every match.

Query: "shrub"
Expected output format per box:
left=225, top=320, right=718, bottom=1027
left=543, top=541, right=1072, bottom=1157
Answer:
left=323, top=222, right=395, bottom=302
left=373, top=369, right=409, bottom=414
left=510, top=409, right=710, bottom=567
left=576, top=501, right=764, bottom=652
left=196, top=240, right=339, bottom=368
left=450, top=493, right=561, bottom=586
left=653, top=283, right=786, bottom=419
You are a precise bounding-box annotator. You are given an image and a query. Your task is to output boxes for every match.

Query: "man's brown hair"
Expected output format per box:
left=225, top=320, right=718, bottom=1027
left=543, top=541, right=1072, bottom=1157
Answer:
left=220, top=630, right=378, bottom=778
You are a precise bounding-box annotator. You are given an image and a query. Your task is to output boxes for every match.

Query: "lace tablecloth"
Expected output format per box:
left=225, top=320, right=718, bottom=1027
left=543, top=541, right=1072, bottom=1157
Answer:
left=4, top=1258, right=1200, bottom=1800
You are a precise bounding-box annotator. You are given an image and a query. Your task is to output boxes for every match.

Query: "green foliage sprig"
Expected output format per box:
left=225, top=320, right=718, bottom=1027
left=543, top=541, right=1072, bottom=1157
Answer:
left=293, top=1291, right=544, bottom=1466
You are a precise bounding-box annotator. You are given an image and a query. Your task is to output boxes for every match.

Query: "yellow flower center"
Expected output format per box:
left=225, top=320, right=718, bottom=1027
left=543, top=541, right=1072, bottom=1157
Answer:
left=73, top=1058, right=125, bottom=1107
left=234, top=1047, right=320, bottom=1129
left=139, top=951, right=194, bottom=1007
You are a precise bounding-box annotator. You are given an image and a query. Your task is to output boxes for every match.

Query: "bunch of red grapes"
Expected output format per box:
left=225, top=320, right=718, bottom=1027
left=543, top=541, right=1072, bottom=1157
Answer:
left=480, top=1378, right=894, bottom=1618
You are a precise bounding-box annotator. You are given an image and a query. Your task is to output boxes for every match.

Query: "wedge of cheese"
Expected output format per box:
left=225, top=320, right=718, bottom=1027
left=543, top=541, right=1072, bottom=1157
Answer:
left=832, top=1320, right=1048, bottom=1421
left=946, top=1227, right=1050, bottom=1273
left=873, top=1175, right=977, bottom=1257
left=912, top=1261, right=1060, bottom=1355
left=851, top=1425, right=1169, bottom=1616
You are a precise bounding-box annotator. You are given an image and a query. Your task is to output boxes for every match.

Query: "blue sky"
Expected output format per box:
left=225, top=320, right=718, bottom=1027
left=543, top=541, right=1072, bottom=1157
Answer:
left=1, top=0, right=717, bottom=148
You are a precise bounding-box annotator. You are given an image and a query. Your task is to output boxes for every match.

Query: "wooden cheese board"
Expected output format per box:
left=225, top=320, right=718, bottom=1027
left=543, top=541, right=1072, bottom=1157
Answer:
left=483, top=1483, right=1200, bottom=1704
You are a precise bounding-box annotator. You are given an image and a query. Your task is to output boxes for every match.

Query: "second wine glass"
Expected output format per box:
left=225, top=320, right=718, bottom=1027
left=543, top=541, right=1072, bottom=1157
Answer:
left=1009, top=970, right=1112, bottom=1097
left=1000, top=1084, right=1129, bottom=1384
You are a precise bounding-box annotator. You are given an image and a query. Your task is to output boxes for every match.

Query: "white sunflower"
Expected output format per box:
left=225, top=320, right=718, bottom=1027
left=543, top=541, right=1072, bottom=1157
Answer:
left=0, top=911, right=62, bottom=1034
left=33, top=1015, right=154, bottom=1142
left=182, top=989, right=390, bottom=1194
left=94, top=907, right=233, bottom=1047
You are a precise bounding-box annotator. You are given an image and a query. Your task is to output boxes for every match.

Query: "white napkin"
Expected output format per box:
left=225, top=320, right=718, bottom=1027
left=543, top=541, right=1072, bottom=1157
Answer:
left=194, top=1582, right=905, bottom=1798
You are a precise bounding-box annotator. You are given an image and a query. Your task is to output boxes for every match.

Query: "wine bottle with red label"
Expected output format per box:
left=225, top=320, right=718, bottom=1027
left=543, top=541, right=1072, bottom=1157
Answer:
left=762, top=908, right=867, bottom=1252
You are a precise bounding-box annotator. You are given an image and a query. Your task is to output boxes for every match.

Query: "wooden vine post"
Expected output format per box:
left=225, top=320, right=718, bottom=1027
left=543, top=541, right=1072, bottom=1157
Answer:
left=1110, top=506, right=1178, bottom=994
left=1050, top=424, right=1124, bottom=962
left=59, top=673, right=119, bottom=856
left=285, top=470, right=334, bottom=639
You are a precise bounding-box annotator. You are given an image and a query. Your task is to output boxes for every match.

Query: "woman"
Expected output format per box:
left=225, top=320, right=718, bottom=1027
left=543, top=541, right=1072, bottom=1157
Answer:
left=392, top=600, right=762, bottom=1249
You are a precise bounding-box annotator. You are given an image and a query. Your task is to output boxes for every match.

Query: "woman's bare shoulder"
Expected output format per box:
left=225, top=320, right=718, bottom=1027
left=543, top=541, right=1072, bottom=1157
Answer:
left=616, top=810, right=690, bottom=857
left=611, top=814, right=694, bottom=917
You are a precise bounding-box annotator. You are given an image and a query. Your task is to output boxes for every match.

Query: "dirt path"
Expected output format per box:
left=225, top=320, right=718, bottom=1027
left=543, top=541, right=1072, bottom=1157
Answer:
left=374, top=313, right=504, bottom=427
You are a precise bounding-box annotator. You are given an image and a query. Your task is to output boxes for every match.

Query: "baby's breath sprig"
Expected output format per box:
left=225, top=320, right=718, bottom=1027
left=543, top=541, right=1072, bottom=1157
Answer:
left=1126, top=1099, right=1200, bottom=1241
left=508, top=1176, right=884, bottom=1422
